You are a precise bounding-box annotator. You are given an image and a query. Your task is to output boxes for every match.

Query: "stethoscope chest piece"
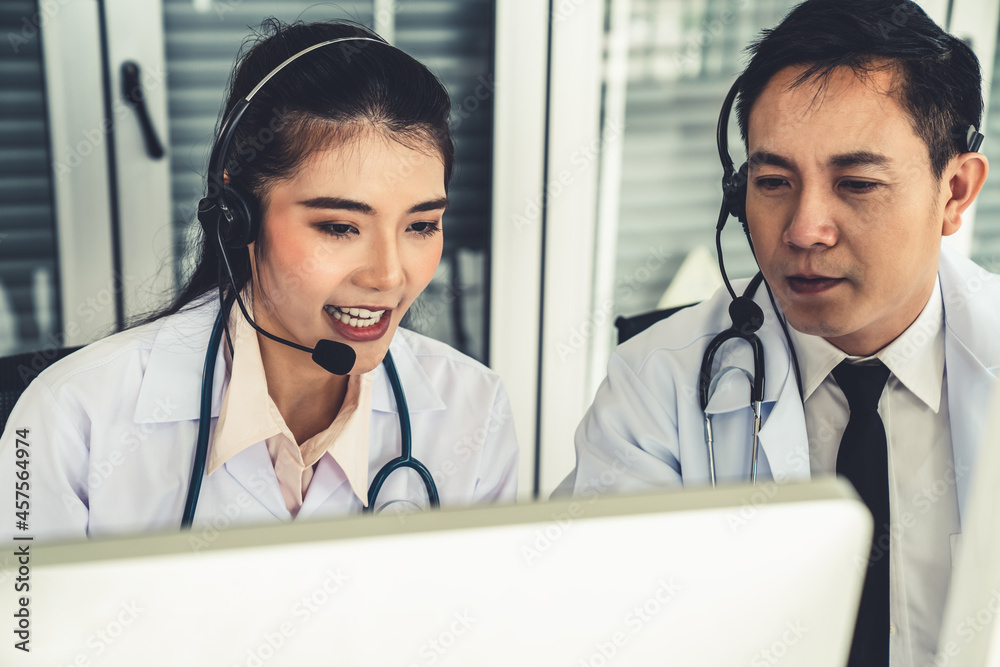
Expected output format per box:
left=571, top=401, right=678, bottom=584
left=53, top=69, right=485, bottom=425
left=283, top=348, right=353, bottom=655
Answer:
left=699, top=274, right=767, bottom=488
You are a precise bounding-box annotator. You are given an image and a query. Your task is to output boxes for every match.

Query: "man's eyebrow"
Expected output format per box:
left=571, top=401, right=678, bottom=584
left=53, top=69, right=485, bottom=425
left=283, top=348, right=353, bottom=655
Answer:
left=748, top=149, right=893, bottom=172
left=828, top=151, right=892, bottom=170
left=748, top=151, right=796, bottom=170
left=408, top=197, right=449, bottom=214
left=298, top=197, right=376, bottom=215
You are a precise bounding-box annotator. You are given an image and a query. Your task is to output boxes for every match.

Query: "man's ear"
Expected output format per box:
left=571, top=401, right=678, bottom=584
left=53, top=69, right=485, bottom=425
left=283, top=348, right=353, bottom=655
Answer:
left=942, top=152, right=989, bottom=236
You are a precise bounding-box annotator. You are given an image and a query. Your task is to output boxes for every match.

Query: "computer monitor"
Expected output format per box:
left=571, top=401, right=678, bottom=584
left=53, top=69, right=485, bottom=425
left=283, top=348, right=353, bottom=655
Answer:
left=936, top=386, right=1000, bottom=666
left=0, top=478, right=869, bottom=666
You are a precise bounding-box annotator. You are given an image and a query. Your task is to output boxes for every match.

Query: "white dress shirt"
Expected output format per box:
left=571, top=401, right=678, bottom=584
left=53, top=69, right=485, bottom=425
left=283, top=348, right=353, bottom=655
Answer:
left=209, top=297, right=374, bottom=517
left=789, top=278, right=963, bottom=666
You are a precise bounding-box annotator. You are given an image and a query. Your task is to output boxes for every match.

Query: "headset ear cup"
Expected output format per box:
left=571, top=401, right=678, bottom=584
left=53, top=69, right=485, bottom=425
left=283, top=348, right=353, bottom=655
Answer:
left=732, top=162, right=749, bottom=238
left=218, top=184, right=260, bottom=249
left=722, top=161, right=748, bottom=224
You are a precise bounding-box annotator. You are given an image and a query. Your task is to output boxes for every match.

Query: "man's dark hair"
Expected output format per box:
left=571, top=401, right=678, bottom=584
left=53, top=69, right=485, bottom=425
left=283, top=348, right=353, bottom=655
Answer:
left=735, top=0, right=983, bottom=178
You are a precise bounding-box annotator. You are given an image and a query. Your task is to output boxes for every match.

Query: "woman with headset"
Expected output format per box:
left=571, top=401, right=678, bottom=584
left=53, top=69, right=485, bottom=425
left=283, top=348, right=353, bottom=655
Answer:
left=0, top=19, right=518, bottom=542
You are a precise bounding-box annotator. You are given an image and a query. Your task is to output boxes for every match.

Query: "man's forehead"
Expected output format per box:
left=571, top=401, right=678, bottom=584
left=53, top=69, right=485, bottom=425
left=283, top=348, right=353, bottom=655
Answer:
left=745, top=64, right=922, bottom=163
left=752, top=64, right=901, bottom=121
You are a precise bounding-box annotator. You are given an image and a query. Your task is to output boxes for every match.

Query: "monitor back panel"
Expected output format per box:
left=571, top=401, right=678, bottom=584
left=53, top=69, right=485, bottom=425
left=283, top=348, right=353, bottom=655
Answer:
left=0, top=478, right=870, bottom=666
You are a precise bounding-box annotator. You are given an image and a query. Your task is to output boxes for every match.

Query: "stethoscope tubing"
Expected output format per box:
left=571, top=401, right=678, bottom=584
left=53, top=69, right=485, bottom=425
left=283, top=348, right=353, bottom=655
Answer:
left=181, top=300, right=440, bottom=528
left=181, top=301, right=228, bottom=527
left=700, top=273, right=766, bottom=488
left=365, top=351, right=440, bottom=511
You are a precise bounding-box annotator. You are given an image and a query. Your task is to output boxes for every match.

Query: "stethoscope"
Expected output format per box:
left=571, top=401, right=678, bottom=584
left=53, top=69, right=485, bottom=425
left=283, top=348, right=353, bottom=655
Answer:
left=181, top=297, right=441, bottom=527
left=702, top=76, right=803, bottom=488
left=704, top=76, right=986, bottom=486
left=699, top=272, right=767, bottom=487
left=181, top=36, right=442, bottom=528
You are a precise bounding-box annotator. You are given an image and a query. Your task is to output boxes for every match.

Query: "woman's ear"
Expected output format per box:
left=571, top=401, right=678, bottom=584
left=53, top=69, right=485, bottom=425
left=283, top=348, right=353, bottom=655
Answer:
left=942, top=152, right=989, bottom=236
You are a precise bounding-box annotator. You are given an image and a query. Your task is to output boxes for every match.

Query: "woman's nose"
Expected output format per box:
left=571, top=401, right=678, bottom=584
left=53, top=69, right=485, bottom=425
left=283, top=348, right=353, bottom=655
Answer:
left=355, top=236, right=405, bottom=291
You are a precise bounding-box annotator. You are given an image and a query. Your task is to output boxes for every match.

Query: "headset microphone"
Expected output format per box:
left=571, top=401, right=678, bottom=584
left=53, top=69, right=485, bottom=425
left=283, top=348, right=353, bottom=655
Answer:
left=183, top=34, right=437, bottom=529
left=716, top=75, right=765, bottom=337
left=312, top=339, right=357, bottom=375
left=195, top=37, right=390, bottom=378
left=196, top=197, right=358, bottom=376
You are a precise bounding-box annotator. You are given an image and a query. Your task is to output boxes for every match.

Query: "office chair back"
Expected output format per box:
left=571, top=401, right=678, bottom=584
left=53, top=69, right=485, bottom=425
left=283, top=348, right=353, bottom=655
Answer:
left=0, top=346, right=81, bottom=434
left=614, top=303, right=696, bottom=344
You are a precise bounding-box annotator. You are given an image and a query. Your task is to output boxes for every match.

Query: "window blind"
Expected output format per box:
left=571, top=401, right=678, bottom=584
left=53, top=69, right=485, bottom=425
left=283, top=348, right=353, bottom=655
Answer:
left=162, top=0, right=494, bottom=361
left=0, top=0, right=59, bottom=355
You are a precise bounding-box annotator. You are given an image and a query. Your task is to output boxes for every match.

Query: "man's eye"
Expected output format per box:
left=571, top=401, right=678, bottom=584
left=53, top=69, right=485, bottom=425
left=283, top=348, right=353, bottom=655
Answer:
left=841, top=180, right=881, bottom=194
left=755, top=178, right=787, bottom=190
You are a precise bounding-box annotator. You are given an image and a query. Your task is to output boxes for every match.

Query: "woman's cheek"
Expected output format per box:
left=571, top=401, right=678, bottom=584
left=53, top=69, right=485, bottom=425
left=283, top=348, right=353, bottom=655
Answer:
left=417, top=241, right=444, bottom=289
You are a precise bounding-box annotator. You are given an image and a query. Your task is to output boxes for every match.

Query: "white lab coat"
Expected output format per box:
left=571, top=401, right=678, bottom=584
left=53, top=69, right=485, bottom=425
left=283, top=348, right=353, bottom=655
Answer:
left=0, top=295, right=518, bottom=543
left=562, top=245, right=999, bottom=527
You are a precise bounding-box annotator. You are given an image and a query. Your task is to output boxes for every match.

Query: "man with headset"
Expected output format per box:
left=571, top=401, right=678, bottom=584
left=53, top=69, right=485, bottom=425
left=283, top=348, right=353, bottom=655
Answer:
left=561, top=0, right=995, bottom=665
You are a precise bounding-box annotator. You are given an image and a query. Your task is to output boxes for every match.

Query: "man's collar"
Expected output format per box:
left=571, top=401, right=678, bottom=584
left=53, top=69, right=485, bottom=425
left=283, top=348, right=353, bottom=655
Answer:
left=788, top=278, right=944, bottom=411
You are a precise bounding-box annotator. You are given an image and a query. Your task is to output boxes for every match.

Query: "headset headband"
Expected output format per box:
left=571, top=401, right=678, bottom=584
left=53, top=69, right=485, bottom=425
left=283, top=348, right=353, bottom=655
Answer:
left=206, top=36, right=387, bottom=199
left=714, top=74, right=984, bottom=194
left=716, top=75, right=742, bottom=182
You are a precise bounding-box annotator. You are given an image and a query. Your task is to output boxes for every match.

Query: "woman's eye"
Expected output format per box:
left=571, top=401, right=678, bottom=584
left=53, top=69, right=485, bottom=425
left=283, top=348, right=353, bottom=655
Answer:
left=408, top=221, right=441, bottom=237
left=318, top=223, right=358, bottom=238
left=841, top=180, right=881, bottom=194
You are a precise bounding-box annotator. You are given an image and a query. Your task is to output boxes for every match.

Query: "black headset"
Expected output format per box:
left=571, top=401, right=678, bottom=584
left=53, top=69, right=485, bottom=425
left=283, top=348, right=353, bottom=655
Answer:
left=182, top=36, right=441, bottom=526
left=700, top=76, right=767, bottom=416
left=704, top=73, right=986, bottom=417
left=194, top=37, right=392, bottom=376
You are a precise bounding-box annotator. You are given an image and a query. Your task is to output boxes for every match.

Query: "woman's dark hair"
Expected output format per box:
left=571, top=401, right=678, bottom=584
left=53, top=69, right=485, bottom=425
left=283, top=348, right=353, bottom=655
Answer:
left=138, top=18, right=454, bottom=324
left=735, top=0, right=983, bottom=179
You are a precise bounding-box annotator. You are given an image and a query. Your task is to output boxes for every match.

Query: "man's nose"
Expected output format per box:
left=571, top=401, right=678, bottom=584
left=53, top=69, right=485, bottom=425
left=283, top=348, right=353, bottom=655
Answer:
left=783, top=184, right=838, bottom=249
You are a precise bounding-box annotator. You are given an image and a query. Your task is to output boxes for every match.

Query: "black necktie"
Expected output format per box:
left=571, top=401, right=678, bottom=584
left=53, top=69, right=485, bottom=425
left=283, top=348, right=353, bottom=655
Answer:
left=833, top=360, right=891, bottom=666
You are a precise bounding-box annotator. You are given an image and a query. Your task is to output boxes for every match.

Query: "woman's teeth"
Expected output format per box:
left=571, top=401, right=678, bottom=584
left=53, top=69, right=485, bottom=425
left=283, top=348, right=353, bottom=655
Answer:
left=326, top=305, right=385, bottom=328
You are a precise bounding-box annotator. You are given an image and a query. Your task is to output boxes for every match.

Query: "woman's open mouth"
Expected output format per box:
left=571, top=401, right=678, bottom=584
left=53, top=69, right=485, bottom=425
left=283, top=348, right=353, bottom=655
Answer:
left=324, top=305, right=393, bottom=342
